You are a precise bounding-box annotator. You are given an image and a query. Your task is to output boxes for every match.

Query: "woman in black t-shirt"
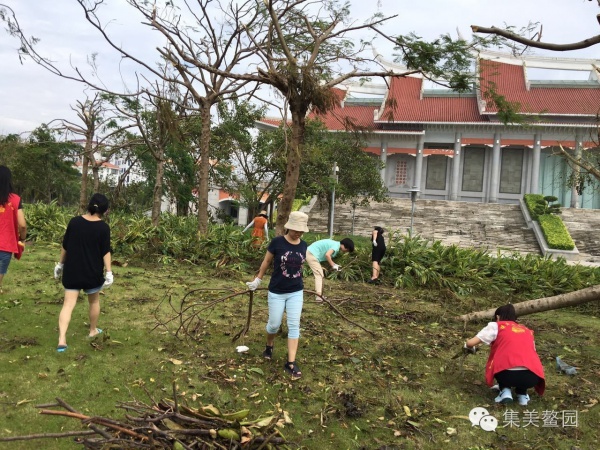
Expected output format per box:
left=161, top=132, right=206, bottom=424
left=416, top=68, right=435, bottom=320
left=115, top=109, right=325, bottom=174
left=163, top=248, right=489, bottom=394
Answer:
left=246, top=211, right=309, bottom=380
left=368, top=226, right=386, bottom=284
left=54, top=193, right=113, bottom=352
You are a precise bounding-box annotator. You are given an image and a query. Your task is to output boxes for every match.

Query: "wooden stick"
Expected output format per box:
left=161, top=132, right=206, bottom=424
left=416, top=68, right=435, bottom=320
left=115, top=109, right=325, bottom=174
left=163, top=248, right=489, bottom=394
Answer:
left=39, top=410, right=146, bottom=440
left=0, top=430, right=96, bottom=442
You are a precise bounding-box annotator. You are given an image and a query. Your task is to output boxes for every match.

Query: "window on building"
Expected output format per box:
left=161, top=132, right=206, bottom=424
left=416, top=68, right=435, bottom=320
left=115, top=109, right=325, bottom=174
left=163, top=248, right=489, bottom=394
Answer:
left=461, top=147, right=485, bottom=192
left=425, top=155, right=448, bottom=190
left=499, top=148, right=523, bottom=194
left=395, top=160, right=408, bottom=186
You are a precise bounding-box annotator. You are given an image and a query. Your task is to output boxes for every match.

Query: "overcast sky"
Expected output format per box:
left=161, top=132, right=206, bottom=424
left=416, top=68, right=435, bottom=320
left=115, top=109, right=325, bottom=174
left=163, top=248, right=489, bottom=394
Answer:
left=0, top=0, right=598, bottom=136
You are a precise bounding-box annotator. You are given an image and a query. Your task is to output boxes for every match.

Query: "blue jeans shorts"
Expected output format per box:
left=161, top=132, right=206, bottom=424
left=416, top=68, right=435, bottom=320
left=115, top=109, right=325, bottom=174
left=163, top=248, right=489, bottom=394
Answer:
left=65, top=285, right=103, bottom=295
left=0, top=251, right=12, bottom=275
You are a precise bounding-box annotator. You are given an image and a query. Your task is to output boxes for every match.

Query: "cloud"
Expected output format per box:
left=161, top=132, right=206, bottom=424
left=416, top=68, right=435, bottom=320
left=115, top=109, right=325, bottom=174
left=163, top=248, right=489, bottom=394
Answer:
left=1, top=0, right=598, bottom=135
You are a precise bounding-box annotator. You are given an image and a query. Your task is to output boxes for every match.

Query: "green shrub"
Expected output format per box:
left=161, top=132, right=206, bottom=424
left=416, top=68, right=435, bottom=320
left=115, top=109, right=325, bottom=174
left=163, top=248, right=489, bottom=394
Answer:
left=524, top=194, right=544, bottom=220
left=538, top=214, right=576, bottom=250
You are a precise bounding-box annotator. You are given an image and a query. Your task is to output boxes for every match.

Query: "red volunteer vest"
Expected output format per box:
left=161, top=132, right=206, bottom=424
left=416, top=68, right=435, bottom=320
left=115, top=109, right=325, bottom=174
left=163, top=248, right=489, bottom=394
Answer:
left=0, top=194, right=23, bottom=259
left=485, top=321, right=545, bottom=395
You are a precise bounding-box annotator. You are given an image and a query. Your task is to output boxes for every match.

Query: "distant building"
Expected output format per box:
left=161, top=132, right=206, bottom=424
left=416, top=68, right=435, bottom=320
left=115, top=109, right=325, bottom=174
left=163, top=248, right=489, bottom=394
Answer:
left=257, top=50, right=600, bottom=209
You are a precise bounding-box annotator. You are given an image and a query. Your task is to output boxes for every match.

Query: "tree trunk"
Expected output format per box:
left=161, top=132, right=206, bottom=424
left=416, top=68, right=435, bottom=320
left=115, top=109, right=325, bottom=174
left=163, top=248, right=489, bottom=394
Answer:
left=79, top=152, right=90, bottom=213
left=151, top=150, right=165, bottom=226
left=92, top=165, right=100, bottom=192
left=457, top=285, right=600, bottom=322
left=275, top=111, right=305, bottom=236
left=196, top=103, right=211, bottom=236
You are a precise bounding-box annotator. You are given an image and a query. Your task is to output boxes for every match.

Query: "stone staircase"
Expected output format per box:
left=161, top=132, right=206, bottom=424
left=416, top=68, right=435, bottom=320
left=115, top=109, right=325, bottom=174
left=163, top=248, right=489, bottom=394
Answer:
left=306, top=198, right=542, bottom=256
left=559, top=208, right=600, bottom=264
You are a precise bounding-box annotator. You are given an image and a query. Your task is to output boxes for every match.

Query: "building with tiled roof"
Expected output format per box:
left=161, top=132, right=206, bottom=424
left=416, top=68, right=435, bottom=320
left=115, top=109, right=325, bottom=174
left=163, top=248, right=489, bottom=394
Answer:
left=258, top=50, right=600, bottom=209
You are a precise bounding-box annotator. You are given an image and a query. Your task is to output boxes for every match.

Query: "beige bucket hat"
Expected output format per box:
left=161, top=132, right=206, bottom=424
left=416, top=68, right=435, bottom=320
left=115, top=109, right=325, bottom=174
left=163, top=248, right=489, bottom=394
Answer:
left=284, top=211, right=309, bottom=232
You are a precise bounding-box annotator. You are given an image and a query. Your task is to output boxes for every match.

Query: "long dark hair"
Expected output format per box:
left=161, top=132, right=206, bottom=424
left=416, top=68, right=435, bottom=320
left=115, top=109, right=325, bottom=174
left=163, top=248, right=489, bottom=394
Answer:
left=0, top=165, right=14, bottom=205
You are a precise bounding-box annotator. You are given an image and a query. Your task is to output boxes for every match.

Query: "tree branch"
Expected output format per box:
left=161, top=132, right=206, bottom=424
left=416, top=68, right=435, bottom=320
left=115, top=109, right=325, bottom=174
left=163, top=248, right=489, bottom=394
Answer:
left=471, top=25, right=600, bottom=51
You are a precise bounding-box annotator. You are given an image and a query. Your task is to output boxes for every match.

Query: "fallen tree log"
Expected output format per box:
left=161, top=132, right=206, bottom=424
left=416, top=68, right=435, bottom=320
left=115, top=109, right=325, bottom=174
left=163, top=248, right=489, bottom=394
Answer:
left=457, top=284, right=600, bottom=323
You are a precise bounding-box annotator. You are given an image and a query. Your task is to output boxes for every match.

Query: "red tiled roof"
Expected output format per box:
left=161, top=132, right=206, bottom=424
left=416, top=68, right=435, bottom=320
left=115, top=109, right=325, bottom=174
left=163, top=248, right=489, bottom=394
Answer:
left=377, top=77, right=484, bottom=123
left=480, top=60, right=600, bottom=116
left=257, top=118, right=284, bottom=128
left=309, top=87, right=378, bottom=130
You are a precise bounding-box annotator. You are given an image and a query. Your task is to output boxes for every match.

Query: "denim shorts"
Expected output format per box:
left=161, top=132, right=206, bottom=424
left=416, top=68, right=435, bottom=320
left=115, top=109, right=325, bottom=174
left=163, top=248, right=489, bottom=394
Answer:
left=0, top=251, right=12, bottom=275
left=65, top=285, right=103, bottom=295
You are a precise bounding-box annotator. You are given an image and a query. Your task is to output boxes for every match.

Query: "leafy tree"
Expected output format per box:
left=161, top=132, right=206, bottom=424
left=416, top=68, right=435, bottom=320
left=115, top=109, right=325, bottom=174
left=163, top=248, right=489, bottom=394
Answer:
left=211, top=100, right=278, bottom=220
left=533, top=195, right=561, bottom=217
left=0, top=125, right=80, bottom=204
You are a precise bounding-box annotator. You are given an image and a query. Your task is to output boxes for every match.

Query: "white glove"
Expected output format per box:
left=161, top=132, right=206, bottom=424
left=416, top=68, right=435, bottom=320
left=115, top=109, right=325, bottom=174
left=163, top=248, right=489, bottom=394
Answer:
left=463, top=342, right=477, bottom=355
left=54, top=262, right=64, bottom=279
left=373, top=240, right=377, bottom=247
left=246, top=277, right=262, bottom=291
left=103, top=271, right=114, bottom=288
left=332, top=264, right=341, bottom=271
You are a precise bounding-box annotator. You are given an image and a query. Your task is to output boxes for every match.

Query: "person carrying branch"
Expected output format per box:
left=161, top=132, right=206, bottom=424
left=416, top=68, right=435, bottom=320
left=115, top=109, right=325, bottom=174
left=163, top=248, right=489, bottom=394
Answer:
left=463, top=303, right=545, bottom=406
left=306, top=237, right=354, bottom=300
left=243, top=210, right=269, bottom=248
left=245, top=211, right=309, bottom=380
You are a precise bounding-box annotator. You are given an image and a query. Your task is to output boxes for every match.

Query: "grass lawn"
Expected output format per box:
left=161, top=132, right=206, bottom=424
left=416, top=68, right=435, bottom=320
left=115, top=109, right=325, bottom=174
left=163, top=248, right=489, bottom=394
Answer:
left=0, top=242, right=598, bottom=449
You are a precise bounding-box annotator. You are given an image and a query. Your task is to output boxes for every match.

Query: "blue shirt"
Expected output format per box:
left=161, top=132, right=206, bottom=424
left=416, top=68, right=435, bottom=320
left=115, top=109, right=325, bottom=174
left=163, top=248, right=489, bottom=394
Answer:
left=307, top=239, right=340, bottom=262
left=267, top=236, right=307, bottom=294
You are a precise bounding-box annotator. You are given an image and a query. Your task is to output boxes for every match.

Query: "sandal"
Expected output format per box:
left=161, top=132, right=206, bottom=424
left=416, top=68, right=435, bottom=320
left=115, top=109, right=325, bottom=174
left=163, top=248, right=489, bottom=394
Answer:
left=262, top=345, right=274, bottom=360
left=284, top=361, right=302, bottom=380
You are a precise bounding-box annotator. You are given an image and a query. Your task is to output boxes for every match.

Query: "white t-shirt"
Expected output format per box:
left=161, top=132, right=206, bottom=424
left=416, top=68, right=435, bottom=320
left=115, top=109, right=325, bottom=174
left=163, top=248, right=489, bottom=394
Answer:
left=476, top=322, right=498, bottom=345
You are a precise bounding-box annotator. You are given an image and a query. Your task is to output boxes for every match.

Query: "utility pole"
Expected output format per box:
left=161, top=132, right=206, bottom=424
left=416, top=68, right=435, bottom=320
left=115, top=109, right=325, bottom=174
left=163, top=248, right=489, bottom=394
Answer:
left=329, top=162, right=339, bottom=238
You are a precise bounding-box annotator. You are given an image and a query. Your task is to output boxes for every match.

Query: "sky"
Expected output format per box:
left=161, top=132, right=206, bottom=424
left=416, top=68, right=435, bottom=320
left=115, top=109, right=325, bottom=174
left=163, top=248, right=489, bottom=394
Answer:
left=0, top=0, right=599, bottom=136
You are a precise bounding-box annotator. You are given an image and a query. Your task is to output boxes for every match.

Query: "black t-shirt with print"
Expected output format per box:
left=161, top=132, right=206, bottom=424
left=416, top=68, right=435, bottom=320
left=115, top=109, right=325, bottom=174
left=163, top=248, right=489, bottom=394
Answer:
left=267, top=236, right=307, bottom=294
left=62, top=216, right=111, bottom=290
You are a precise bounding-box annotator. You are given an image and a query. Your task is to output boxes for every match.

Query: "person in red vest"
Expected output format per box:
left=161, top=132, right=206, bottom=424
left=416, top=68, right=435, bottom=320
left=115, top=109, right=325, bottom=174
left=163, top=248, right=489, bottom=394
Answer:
left=464, top=303, right=545, bottom=406
left=0, top=166, right=27, bottom=294
left=243, top=210, right=269, bottom=248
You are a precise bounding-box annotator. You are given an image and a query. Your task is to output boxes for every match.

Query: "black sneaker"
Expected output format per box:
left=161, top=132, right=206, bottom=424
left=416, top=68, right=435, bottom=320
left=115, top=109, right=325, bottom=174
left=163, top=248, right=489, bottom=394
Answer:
left=262, top=345, right=273, bottom=359
left=367, top=279, right=381, bottom=284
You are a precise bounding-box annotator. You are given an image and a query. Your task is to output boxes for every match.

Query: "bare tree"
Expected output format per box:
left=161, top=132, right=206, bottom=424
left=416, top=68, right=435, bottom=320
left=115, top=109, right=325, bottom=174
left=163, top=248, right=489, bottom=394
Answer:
left=62, top=93, right=134, bottom=212
left=1, top=1, right=261, bottom=235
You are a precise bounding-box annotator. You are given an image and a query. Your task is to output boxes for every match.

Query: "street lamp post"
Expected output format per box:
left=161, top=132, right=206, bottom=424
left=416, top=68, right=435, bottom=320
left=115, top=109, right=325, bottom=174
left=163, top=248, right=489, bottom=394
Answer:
left=329, top=162, right=339, bottom=238
left=407, top=186, right=420, bottom=237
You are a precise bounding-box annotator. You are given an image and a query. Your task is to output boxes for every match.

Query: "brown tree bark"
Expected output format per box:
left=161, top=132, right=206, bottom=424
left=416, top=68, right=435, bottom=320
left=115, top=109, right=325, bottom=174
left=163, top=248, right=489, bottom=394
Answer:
left=274, top=110, right=305, bottom=236
left=152, top=153, right=165, bottom=226
left=197, top=103, right=211, bottom=236
left=79, top=151, right=90, bottom=213
left=457, top=285, right=600, bottom=322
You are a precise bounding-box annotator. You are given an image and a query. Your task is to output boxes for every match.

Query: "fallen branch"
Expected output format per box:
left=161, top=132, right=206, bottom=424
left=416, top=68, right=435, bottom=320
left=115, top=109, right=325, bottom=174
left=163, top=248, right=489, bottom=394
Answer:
left=154, top=286, right=376, bottom=345
left=457, top=285, right=600, bottom=322
left=0, top=430, right=96, bottom=442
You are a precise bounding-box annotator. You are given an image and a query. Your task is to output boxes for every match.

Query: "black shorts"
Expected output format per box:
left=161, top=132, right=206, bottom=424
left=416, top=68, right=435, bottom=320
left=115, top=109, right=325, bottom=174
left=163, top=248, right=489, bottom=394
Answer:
left=372, top=246, right=386, bottom=263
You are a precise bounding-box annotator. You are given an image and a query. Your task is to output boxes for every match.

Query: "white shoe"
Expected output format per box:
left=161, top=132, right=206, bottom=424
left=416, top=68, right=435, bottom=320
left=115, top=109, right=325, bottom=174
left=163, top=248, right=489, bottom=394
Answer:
left=517, top=394, right=530, bottom=406
left=495, top=387, right=513, bottom=404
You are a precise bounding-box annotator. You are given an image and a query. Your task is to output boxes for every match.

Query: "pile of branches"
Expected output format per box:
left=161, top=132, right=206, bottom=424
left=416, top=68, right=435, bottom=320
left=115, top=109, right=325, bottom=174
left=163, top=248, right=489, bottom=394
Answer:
left=1, top=387, right=290, bottom=449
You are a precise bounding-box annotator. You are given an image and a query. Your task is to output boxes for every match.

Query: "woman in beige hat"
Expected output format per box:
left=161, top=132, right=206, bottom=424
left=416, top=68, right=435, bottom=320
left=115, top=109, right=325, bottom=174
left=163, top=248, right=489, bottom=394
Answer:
left=243, top=210, right=269, bottom=248
left=246, top=211, right=309, bottom=380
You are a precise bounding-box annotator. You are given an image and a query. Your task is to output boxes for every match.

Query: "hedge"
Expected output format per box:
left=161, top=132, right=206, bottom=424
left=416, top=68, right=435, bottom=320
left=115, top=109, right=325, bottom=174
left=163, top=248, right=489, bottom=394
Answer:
left=524, top=193, right=544, bottom=221
left=538, top=214, right=576, bottom=251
